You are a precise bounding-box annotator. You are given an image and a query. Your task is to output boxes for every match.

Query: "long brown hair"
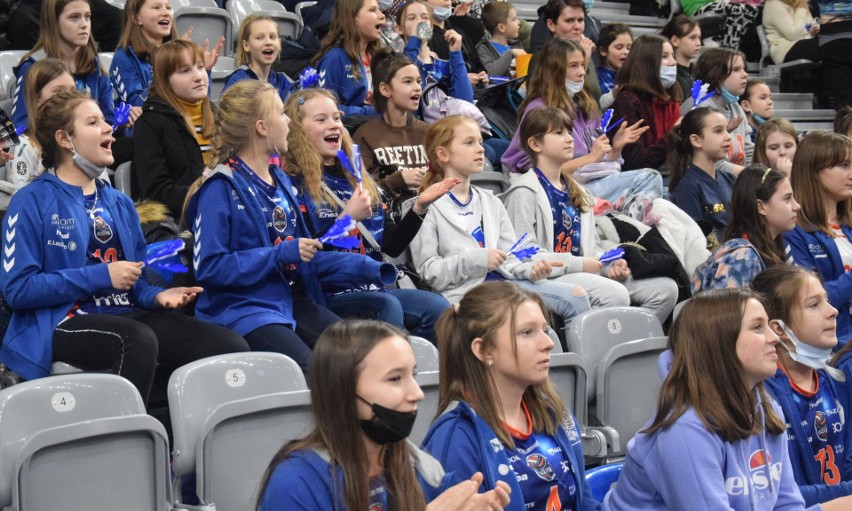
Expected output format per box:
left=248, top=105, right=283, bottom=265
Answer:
left=644, top=288, right=785, bottom=441
left=615, top=34, right=682, bottom=102
left=694, top=47, right=747, bottom=93
left=726, top=165, right=789, bottom=266
left=255, top=321, right=427, bottom=511
left=23, top=58, right=73, bottom=137
left=312, top=0, right=381, bottom=78
left=283, top=88, right=380, bottom=204
left=519, top=107, right=592, bottom=213
left=790, top=131, right=852, bottom=236
left=117, top=0, right=178, bottom=61
left=22, top=0, right=100, bottom=76
left=435, top=281, right=567, bottom=447
left=666, top=106, right=718, bottom=191
left=34, top=89, right=93, bottom=169
left=148, top=39, right=216, bottom=139
left=519, top=39, right=575, bottom=119
left=419, top=115, right=478, bottom=192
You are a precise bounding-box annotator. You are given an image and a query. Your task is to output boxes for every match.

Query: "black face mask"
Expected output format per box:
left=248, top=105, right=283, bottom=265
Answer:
left=357, top=396, right=417, bottom=445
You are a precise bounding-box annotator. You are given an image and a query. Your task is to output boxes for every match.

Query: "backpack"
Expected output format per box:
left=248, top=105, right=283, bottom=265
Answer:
left=476, top=76, right=526, bottom=140
left=419, top=75, right=491, bottom=135
left=275, top=25, right=322, bottom=80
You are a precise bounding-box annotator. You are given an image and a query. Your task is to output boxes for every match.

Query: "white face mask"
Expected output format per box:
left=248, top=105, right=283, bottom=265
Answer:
left=565, top=78, right=584, bottom=97
left=431, top=6, right=451, bottom=21
left=659, top=65, right=677, bottom=89
left=64, top=131, right=106, bottom=180
left=771, top=319, right=833, bottom=370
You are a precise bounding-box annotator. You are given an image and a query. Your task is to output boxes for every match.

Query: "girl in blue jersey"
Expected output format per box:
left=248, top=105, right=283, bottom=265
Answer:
left=753, top=265, right=852, bottom=506
left=283, top=88, right=454, bottom=342
left=410, top=115, right=591, bottom=324
left=502, top=107, right=678, bottom=324
left=785, top=132, right=852, bottom=347
left=605, top=288, right=852, bottom=511
left=668, top=106, right=737, bottom=242
left=312, top=0, right=385, bottom=117
left=221, top=15, right=294, bottom=100
left=0, top=89, right=248, bottom=404
left=257, top=320, right=512, bottom=510
left=12, top=0, right=115, bottom=130
left=422, top=281, right=599, bottom=511
left=185, top=81, right=394, bottom=373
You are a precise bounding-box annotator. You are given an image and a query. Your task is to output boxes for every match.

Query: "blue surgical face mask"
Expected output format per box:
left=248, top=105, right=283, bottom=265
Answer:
left=719, top=86, right=739, bottom=104
left=431, top=6, right=451, bottom=21
left=659, top=65, right=677, bottom=89
left=771, top=319, right=833, bottom=371
left=378, top=0, right=393, bottom=12
left=752, top=113, right=768, bottom=125
left=64, top=131, right=107, bottom=180
left=565, top=78, right=584, bottom=97
left=583, top=0, right=594, bottom=10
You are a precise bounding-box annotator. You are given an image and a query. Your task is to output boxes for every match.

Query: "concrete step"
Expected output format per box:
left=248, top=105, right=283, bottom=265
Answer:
left=772, top=92, right=814, bottom=110
left=773, top=109, right=835, bottom=121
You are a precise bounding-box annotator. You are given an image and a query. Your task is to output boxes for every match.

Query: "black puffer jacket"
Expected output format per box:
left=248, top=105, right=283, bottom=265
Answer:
left=132, top=98, right=205, bottom=219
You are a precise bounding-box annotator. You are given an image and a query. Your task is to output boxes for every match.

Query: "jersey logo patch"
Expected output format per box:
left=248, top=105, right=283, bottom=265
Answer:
left=526, top=453, right=556, bottom=482
left=94, top=217, right=113, bottom=243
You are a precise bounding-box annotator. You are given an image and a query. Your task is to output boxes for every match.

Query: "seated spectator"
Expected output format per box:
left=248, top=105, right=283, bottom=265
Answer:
left=133, top=40, right=215, bottom=218
left=0, top=89, right=249, bottom=404
left=834, top=105, right=852, bottom=139
left=8, top=0, right=123, bottom=52
left=12, top=0, right=115, bottom=130
left=680, top=0, right=759, bottom=50
left=222, top=15, right=294, bottom=100
left=763, top=0, right=819, bottom=64
left=668, top=107, right=737, bottom=241
left=476, top=1, right=527, bottom=78
left=595, top=23, right=631, bottom=95
left=754, top=118, right=798, bottom=175
left=816, top=0, right=852, bottom=108
left=682, top=47, right=752, bottom=174
left=423, top=0, right=488, bottom=84
left=313, top=0, right=384, bottom=118
left=610, top=34, right=682, bottom=171
left=692, top=166, right=798, bottom=293
left=661, top=15, right=702, bottom=102
left=740, top=79, right=774, bottom=139
left=256, top=320, right=512, bottom=510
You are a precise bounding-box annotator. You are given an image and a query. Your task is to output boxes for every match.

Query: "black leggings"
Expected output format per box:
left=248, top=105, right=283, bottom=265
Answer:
left=52, top=310, right=249, bottom=404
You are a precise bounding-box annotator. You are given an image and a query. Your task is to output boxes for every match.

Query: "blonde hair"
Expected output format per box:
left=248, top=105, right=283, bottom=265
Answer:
left=23, top=58, right=73, bottom=137
left=117, top=0, right=178, bottom=61
left=419, top=115, right=478, bottom=192
left=283, top=88, right=380, bottom=205
left=22, top=0, right=101, bottom=76
left=148, top=39, right=216, bottom=139
left=235, top=15, right=279, bottom=67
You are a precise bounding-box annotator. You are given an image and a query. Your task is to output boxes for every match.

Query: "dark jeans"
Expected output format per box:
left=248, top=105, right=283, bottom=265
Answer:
left=325, top=289, right=450, bottom=342
left=52, top=309, right=249, bottom=404
left=819, top=38, right=852, bottom=108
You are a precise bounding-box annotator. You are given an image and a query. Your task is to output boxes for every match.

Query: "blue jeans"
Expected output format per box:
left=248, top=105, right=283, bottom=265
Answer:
left=584, top=169, right=662, bottom=205
left=325, top=289, right=450, bottom=342
left=513, top=279, right=591, bottom=327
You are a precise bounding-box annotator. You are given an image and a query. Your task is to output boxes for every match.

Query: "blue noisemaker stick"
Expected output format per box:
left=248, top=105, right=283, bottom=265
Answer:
left=144, top=239, right=189, bottom=273
left=507, top=232, right=529, bottom=255
left=599, top=247, right=625, bottom=264
left=512, top=246, right=540, bottom=261
left=319, top=214, right=360, bottom=249
left=112, top=102, right=132, bottom=131
left=299, top=67, right=319, bottom=89
left=337, top=147, right=363, bottom=185
left=690, top=80, right=715, bottom=109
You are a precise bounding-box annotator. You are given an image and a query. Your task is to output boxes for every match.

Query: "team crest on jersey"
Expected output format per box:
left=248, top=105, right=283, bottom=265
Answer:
left=562, top=209, right=572, bottom=230
left=94, top=217, right=113, bottom=243
left=526, top=453, right=556, bottom=482
left=815, top=411, right=828, bottom=442
left=272, top=206, right=287, bottom=232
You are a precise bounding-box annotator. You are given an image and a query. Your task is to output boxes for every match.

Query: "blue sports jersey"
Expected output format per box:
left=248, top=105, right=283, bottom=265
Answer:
left=790, top=370, right=847, bottom=486
left=230, top=157, right=298, bottom=247
left=535, top=169, right=581, bottom=255
left=315, top=168, right=385, bottom=262
left=368, top=476, right=388, bottom=511
left=72, top=193, right=136, bottom=315
left=503, top=404, right=577, bottom=511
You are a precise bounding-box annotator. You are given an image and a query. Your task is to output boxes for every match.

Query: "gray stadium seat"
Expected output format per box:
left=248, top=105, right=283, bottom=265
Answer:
left=471, top=160, right=510, bottom=194
left=175, top=6, right=236, bottom=57
left=210, top=56, right=235, bottom=99
left=228, top=0, right=302, bottom=39
left=594, top=336, right=667, bottom=455
left=567, top=306, right=664, bottom=401
left=168, top=352, right=311, bottom=509
left=411, top=370, right=439, bottom=445
left=114, top=161, right=132, bottom=196
left=410, top=335, right=439, bottom=372
left=0, top=374, right=172, bottom=510
left=294, top=0, right=317, bottom=24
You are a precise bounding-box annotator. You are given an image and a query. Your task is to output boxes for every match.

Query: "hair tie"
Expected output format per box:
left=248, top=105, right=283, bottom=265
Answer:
left=428, top=161, right=438, bottom=173
left=453, top=303, right=460, bottom=312
left=761, top=167, right=771, bottom=183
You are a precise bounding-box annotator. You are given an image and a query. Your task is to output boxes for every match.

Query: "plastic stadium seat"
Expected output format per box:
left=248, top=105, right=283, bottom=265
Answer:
left=411, top=370, right=439, bottom=445
left=0, top=374, right=172, bottom=510
left=410, top=335, right=438, bottom=372
left=0, top=51, right=25, bottom=119
left=585, top=462, right=623, bottom=501
left=175, top=6, right=236, bottom=57
left=210, top=56, right=235, bottom=99
left=595, top=336, right=667, bottom=454
left=168, top=352, right=311, bottom=509
left=471, top=160, right=510, bottom=194
left=567, top=306, right=664, bottom=401
left=114, top=161, right=132, bottom=196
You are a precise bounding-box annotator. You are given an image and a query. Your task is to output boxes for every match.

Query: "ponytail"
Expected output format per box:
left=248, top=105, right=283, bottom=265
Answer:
left=667, top=107, right=716, bottom=191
